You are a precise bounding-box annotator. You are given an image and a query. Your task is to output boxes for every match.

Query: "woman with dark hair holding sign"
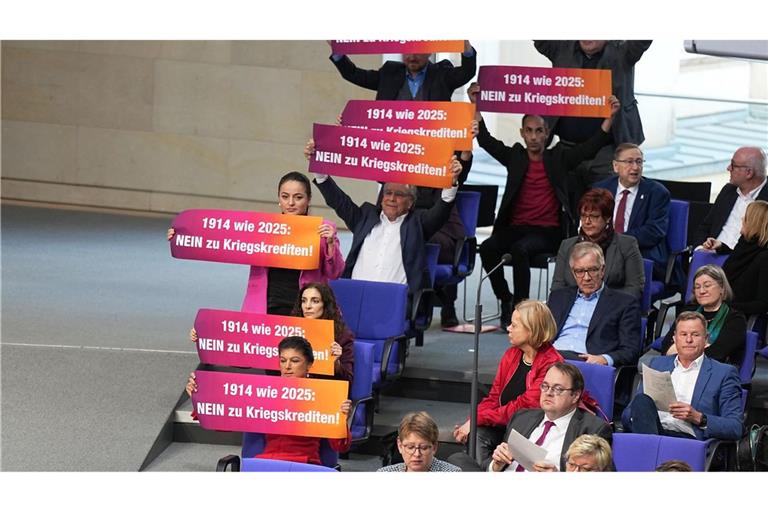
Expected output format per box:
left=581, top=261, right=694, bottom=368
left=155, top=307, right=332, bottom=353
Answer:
left=291, top=282, right=355, bottom=383
left=167, top=171, right=345, bottom=315
left=186, top=336, right=351, bottom=466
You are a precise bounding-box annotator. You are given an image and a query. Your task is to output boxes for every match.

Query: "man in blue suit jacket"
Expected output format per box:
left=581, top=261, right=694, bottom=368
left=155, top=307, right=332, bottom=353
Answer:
left=593, top=143, right=670, bottom=280
left=622, top=311, right=743, bottom=441
left=547, top=242, right=641, bottom=368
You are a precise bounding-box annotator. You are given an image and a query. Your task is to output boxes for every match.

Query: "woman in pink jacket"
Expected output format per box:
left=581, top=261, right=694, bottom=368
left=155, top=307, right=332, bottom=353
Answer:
left=453, top=300, right=563, bottom=463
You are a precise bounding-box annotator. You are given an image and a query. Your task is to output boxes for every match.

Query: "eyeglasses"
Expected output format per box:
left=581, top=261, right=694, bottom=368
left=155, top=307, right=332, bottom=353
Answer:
left=401, top=443, right=433, bottom=455
left=566, top=460, right=596, bottom=472
left=728, top=161, right=751, bottom=171
left=383, top=190, right=410, bottom=199
left=572, top=266, right=603, bottom=278
left=615, top=158, right=645, bottom=166
left=539, top=383, right=574, bottom=396
left=579, top=213, right=603, bottom=222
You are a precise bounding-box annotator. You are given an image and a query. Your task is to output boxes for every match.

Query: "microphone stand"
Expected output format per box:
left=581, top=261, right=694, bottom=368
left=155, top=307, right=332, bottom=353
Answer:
left=468, top=254, right=509, bottom=461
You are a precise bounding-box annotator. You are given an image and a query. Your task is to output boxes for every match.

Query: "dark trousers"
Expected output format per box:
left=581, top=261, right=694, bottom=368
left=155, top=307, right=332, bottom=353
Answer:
left=622, top=393, right=696, bottom=439
left=479, top=225, right=562, bottom=303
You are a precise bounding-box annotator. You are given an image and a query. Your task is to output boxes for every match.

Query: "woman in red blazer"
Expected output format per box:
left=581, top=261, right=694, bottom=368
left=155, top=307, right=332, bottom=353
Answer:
left=453, top=300, right=563, bottom=463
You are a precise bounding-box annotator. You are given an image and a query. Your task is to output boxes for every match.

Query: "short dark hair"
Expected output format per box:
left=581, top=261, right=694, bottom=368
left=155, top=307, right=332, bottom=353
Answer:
left=521, top=114, right=547, bottom=129
left=655, top=460, right=693, bottom=472
left=613, top=142, right=643, bottom=160
left=278, top=336, right=314, bottom=364
left=578, top=188, right=615, bottom=223
left=550, top=362, right=585, bottom=396
left=278, top=171, right=312, bottom=200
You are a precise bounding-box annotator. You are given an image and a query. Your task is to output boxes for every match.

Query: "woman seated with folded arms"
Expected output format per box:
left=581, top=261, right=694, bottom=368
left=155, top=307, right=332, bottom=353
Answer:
left=660, top=264, right=746, bottom=365
left=551, top=188, right=644, bottom=299
left=378, top=411, right=461, bottom=472
left=185, top=336, right=351, bottom=466
left=703, top=199, right=768, bottom=317
left=452, top=300, right=562, bottom=463
left=189, top=281, right=354, bottom=382
left=168, top=171, right=345, bottom=315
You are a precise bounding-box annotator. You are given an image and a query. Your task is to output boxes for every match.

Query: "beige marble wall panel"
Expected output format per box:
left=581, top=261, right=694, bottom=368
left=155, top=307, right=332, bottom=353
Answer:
left=149, top=191, right=264, bottom=214
left=231, top=41, right=329, bottom=72
left=160, top=41, right=232, bottom=65
left=153, top=59, right=232, bottom=138
left=2, top=47, right=82, bottom=124
left=300, top=69, right=369, bottom=125
left=1, top=121, right=78, bottom=182
left=228, top=65, right=303, bottom=144
left=1, top=179, right=153, bottom=211
left=77, top=41, right=162, bottom=59
left=1, top=41, right=81, bottom=52
left=77, top=127, right=230, bottom=196
left=228, top=139, right=306, bottom=203
left=77, top=53, right=154, bottom=131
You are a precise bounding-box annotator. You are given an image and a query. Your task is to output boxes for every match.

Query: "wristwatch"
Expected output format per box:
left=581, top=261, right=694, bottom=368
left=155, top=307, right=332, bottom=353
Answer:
left=699, top=413, right=708, bottom=428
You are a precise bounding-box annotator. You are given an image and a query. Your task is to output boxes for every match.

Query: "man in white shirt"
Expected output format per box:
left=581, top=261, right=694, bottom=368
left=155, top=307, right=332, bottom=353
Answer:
left=447, top=362, right=611, bottom=472
left=695, top=147, right=768, bottom=251
left=309, top=152, right=461, bottom=297
left=621, top=311, right=743, bottom=441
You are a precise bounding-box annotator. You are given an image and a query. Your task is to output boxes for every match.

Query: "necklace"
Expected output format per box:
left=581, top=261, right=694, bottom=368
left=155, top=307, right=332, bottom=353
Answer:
left=521, top=354, right=533, bottom=366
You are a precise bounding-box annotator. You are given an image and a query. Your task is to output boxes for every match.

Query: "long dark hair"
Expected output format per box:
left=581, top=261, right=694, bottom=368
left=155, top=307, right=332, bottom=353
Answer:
left=291, top=282, right=349, bottom=340
left=278, top=336, right=314, bottom=365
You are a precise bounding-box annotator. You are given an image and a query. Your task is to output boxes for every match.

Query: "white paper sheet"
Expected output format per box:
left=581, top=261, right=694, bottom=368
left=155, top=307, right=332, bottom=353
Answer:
left=641, top=364, right=677, bottom=412
left=506, top=428, right=549, bottom=472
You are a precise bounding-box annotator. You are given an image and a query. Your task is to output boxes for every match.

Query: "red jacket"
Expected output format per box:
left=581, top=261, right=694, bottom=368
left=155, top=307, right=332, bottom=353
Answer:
left=256, top=431, right=351, bottom=466
left=477, top=343, right=563, bottom=427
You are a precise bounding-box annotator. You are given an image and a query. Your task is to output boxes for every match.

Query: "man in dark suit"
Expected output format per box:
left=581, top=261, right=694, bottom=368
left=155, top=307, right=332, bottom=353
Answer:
left=309, top=156, right=461, bottom=298
left=622, top=311, right=743, bottom=441
left=448, top=362, right=611, bottom=471
left=593, top=143, right=670, bottom=280
left=330, top=40, right=476, bottom=102
left=548, top=241, right=641, bottom=367
left=694, top=146, right=768, bottom=250
left=330, top=40, right=476, bottom=327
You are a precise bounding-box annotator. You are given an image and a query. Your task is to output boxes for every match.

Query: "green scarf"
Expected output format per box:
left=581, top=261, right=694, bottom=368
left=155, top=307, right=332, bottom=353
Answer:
left=697, top=303, right=730, bottom=343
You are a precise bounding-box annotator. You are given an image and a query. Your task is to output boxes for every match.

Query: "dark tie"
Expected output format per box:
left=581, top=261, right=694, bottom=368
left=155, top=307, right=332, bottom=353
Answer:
left=515, top=420, right=556, bottom=471
left=614, top=189, right=630, bottom=234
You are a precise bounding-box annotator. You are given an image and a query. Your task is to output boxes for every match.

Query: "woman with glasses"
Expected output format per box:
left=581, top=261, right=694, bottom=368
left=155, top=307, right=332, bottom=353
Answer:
left=660, top=265, right=746, bottom=365
left=551, top=188, right=644, bottom=299
left=378, top=411, right=460, bottom=472
left=452, top=300, right=562, bottom=464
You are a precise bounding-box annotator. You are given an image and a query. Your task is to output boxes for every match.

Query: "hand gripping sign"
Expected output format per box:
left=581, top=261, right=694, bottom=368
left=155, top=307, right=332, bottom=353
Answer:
left=476, top=65, right=613, bottom=118
left=191, top=370, right=349, bottom=438
left=330, top=40, right=464, bottom=55
left=170, top=209, right=321, bottom=270
left=309, top=123, right=455, bottom=188
left=193, top=309, right=336, bottom=375
left=341, top=100, right=475, bottom=151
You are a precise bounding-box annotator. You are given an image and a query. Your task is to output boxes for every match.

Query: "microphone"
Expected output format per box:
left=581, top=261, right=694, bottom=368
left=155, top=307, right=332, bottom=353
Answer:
left=469, top=252, right=510, bottom=461
left=479, top=253, right=511, bottom=284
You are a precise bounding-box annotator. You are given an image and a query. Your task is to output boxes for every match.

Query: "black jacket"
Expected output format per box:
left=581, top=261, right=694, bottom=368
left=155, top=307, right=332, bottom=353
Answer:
left=692, top=182, right=768, bottom=247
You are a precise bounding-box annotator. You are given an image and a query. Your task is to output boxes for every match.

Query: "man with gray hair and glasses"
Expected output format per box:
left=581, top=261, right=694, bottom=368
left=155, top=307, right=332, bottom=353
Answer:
left=547, top=241, right=641, bottom=367
left=695, top=146, right=768, bottom=251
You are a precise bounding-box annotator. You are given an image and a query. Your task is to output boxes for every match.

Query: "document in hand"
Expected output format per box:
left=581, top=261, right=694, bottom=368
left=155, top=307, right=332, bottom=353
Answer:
left=506, top=429, right=549, bottom=472
left=641, top=364, right=678, bottom=412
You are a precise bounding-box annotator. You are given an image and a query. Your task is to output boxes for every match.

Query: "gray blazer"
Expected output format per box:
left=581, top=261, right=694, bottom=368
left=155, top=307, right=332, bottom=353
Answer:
left=550, top=234, right=644, bottom=299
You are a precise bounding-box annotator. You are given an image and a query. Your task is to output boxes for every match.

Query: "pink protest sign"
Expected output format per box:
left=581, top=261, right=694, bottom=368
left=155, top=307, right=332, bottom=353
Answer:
left=309, top=123, right=454, bottom=188
left=170, top=209, right=321, bottom=270
left=193, top=309, right=335, bottom=375
left=191, top=370, right=349, bottom=438
left=331, top=40, right=464, bottom=55
left=341, top=100, right=475, bottom=151
left=476, top=65, right=613, bottom=117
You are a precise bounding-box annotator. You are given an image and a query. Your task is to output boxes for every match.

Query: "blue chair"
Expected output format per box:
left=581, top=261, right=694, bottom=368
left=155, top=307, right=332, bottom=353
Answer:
left=570, top=360, right=616, bottom=422
left=652, top=199, right=692, bottom=338
left=217, top=455, right=336, bottom=472
left=239, top=433, right=339, bottom=470
left=613, top=433, right=708, bottom=471
left=433, top=191, right=481, bottom=289
left=349, top=341, right=375, bottom=443
left=330, top=279, right=409, bottom=390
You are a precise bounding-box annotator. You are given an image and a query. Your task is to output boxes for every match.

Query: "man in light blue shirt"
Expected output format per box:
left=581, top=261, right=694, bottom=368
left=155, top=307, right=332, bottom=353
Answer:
left=547, top=242, right=641, bottom=368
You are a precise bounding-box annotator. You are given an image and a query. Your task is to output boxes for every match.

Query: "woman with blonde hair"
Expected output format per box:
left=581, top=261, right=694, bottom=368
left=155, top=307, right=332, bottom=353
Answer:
left=706, top=200, right=768, bottom=316
left=452, top=300, right=563, bottom=463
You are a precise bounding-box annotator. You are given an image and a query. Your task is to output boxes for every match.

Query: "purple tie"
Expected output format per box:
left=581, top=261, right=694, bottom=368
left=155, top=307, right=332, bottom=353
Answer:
left=515, top=420, right=556, bottom=471
left=615, top=189, right=629, bottom=234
